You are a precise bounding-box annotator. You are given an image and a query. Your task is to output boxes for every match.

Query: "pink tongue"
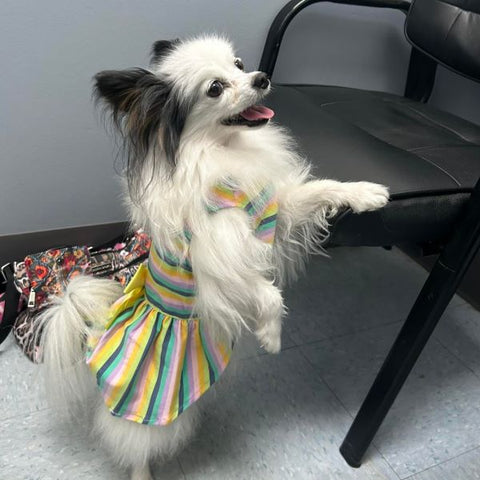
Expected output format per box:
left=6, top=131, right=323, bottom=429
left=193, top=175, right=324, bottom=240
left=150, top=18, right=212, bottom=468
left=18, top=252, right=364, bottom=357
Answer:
left=239, top=105, right=275, bottom=121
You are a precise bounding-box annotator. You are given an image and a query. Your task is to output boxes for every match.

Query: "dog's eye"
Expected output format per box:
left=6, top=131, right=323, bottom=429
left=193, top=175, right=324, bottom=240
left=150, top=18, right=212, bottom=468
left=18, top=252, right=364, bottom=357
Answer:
left=234, top=58, right=244, bottom=71
left=207, top=80, right=224, bottom=98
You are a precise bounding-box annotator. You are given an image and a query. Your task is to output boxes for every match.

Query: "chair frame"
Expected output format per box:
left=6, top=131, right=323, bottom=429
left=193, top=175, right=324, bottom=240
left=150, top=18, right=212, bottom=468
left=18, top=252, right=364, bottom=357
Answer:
left=259, top=0, right=480, bottom=468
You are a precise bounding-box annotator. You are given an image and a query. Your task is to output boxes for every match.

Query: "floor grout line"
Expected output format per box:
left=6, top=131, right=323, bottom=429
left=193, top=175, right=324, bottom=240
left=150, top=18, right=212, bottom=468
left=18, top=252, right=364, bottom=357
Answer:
left=287, top=317, right=404, bottom=350
left=297, top=345, right=402, bottom=480
left=433, top=335, right=480, bottom=380
left=236, top=313, right=406, bottom=363
left=286, top=297, right=474, bottom=354
left=235, top=341, right=299, bottom=362
left=400, top=444, right=480, bottom=479
left=237, top=315, right=403, bottom=364
left=0, top=405, right=51, bottom=423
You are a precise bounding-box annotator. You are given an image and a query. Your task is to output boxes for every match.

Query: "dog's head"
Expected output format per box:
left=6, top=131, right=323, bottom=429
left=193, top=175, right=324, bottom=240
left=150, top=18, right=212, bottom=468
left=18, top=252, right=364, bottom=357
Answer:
left=94, top=36, right=274, bottom=189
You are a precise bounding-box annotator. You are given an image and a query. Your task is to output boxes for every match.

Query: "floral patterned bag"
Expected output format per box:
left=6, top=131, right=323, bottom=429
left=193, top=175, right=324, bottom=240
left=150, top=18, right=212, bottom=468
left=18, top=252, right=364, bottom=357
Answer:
left=7, top=230, right=151, bottom=363
left=23, top=247, right=91, bottom=309
left=10, top=247, right=91, bottom=362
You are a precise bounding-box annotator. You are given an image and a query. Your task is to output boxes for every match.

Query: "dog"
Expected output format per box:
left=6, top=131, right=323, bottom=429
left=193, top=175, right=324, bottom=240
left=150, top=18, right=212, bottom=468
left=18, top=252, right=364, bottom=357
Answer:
left=40, top=35, right=389, bottom=480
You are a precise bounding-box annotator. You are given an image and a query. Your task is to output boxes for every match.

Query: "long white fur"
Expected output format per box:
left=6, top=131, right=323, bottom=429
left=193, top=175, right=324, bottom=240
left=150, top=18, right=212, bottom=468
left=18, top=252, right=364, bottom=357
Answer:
left=39, top=276, right=122, bottom=414
left=40, top=35, right=389, bottom=480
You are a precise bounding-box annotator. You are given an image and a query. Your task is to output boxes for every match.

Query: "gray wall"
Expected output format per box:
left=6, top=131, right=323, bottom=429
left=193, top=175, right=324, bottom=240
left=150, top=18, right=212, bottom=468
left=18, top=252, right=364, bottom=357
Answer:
left=2, top=1, right=480, bottom=236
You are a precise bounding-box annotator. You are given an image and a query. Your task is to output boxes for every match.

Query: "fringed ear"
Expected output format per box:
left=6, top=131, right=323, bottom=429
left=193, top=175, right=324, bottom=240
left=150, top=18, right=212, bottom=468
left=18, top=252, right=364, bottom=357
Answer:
left=93, top=68, right=175, bottom=197
left=93, top=64, right=195, bottom=173
left=94, top=68, right=152, bottom=120
left=93, top=67, right=172, bottom=147
left=93, top=63, right=195, bottom=193
left=150, top=39, right=180, bottom=64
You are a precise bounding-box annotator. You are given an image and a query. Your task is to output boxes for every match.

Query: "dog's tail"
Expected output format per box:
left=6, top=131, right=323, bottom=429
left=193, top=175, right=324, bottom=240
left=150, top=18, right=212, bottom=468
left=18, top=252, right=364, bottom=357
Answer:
left=39, top=276, right=122, bottom=417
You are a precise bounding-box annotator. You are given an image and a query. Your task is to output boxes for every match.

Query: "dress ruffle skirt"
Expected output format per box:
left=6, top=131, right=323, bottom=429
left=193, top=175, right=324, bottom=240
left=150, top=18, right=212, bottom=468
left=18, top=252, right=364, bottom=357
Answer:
left=86, top=264, right=232, bottom=426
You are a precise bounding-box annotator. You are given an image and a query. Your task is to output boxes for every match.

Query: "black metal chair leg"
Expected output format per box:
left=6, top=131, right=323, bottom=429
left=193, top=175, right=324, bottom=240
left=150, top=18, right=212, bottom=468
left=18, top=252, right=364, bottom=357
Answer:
left=340, top=177, right=480, bottom=468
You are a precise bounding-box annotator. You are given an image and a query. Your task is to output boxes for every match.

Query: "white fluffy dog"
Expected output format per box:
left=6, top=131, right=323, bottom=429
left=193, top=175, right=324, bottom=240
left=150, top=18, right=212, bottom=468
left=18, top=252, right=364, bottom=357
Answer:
left=40, top=36, right=389, bottom=480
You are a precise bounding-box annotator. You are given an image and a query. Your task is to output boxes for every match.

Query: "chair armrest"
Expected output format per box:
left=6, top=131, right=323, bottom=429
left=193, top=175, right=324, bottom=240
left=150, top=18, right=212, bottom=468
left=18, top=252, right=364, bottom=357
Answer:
left=259, top=0, right=411, bottom=77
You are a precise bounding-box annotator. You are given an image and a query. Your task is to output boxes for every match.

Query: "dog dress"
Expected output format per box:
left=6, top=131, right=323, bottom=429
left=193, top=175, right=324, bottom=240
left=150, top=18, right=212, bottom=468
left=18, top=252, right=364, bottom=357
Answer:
left=86, top=182, right=278, bottom=426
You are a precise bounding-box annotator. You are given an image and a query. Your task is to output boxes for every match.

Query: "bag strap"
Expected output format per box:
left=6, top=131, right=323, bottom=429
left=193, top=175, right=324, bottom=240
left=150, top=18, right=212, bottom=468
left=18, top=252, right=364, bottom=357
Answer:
left=0, top=263, right=21, bottom=345
left=89, top=231, right=129, bottom=253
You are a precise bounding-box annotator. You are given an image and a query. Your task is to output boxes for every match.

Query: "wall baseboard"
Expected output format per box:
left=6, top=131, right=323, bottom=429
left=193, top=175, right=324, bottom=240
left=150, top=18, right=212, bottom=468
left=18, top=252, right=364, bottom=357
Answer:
left=0, top=222, right=128, bottom=266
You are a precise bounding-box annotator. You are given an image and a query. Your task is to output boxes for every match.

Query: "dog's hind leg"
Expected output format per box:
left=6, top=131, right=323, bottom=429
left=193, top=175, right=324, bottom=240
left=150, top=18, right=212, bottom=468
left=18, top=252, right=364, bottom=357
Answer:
left=93, top=400, right=199, bottom=480
left=191, top=208, right=285, bottom=354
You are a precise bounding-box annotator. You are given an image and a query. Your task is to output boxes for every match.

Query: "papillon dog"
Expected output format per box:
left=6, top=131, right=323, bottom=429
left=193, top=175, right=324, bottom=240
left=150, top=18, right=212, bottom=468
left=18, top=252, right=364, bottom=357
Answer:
left=40, top=35, right=389, bottom=480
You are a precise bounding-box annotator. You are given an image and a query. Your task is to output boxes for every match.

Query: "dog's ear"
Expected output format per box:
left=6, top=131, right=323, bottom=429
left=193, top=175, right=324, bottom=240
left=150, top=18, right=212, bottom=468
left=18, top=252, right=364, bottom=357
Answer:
left=93, top=66, right=192, bottom=182
left=94, top=68, right=153, bottom=115
left=93, top=68, right=178, bottom=181
left=150, top=39, right=180, bottom=64
left=93, top=67, right=171, bottom=136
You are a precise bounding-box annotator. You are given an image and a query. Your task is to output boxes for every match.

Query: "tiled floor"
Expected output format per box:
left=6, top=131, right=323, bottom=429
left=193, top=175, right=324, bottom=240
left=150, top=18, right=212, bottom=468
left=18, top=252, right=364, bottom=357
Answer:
left=2, top=247, right=480, bottom=479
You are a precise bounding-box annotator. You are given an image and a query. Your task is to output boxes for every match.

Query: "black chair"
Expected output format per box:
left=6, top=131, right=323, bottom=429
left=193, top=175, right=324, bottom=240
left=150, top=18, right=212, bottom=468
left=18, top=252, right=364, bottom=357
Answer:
left=259, top=0, right=480, bottom=468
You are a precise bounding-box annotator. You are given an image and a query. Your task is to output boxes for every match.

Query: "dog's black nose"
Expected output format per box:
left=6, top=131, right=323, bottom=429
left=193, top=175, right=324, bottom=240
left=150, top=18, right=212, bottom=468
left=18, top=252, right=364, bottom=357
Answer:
left=252, top=72, right=270, bottom=90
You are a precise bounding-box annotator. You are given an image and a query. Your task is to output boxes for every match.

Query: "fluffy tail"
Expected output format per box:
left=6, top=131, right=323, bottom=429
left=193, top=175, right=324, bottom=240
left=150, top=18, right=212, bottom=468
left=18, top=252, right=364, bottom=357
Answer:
left=39, top=276, right=122, bottom=417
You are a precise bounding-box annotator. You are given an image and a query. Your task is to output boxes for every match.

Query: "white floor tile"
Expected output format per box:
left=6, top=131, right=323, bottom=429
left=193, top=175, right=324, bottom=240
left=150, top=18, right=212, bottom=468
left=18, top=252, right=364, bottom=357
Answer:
left=302, top=325, right=480, bottom=478
left=0, top=408, right=184, bottom=480
left=0, top=336, right=47, bottom=419
left=179, top=349, right=398, bottom=480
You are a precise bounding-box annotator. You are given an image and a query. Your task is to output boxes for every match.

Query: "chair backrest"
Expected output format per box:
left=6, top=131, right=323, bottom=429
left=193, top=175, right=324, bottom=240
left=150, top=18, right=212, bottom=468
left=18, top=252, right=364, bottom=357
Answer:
left=405, top=0, right=480, bottom=83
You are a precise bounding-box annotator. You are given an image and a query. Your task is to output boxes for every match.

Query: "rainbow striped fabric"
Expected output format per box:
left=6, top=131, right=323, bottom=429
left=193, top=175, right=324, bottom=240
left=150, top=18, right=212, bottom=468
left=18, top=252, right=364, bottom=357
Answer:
left=207, top=183, right=278, bottom=244
left=86, top=183, right=278, bottom=426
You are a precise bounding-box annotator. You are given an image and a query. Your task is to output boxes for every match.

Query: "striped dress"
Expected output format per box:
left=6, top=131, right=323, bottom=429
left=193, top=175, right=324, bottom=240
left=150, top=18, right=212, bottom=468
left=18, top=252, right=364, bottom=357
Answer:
left=86, top=182, right=278, bottom=426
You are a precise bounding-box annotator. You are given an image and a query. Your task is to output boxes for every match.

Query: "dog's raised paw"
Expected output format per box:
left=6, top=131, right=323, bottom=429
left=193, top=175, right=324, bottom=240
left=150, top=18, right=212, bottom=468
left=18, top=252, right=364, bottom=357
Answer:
left=131, top=465, right=154, bottom=480
left=348, top=182, right=389, bottom=213
left=256, top=323, right=282, bottom=354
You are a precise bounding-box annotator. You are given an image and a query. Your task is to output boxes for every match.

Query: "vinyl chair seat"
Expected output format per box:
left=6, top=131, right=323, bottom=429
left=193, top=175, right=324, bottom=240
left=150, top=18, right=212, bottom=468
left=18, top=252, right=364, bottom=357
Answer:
left=268, top=84, right=480, bottom=246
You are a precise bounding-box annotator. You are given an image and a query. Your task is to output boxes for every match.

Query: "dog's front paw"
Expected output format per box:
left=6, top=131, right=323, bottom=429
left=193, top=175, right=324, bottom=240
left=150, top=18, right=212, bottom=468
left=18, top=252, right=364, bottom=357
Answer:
left=348, top=182, right=389, bottom=213
left=130, top=465, right=153, bottom=480
left=256, top=321, right=282, bottom=354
